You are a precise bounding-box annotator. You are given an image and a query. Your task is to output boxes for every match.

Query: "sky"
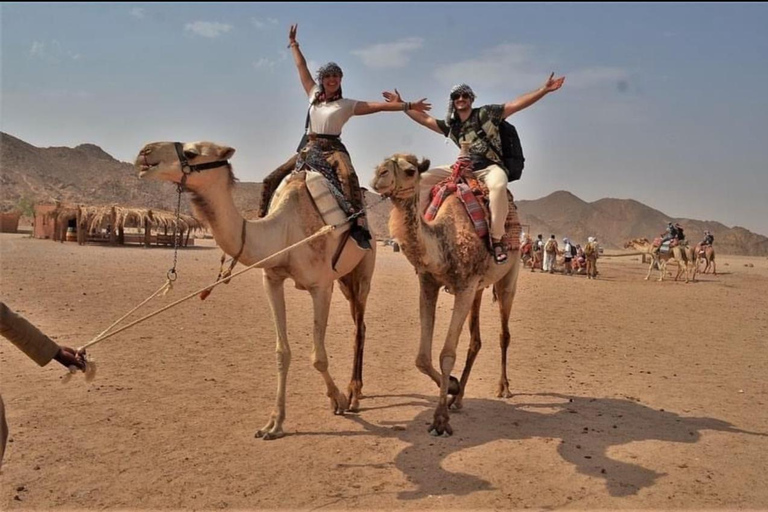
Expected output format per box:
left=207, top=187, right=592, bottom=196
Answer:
left=2, top=3, right=767, bottom=236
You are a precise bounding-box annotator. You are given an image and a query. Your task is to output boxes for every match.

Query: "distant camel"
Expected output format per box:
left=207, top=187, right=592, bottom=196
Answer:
left=135, top=140, right=375, bottom=439
left=694, top=243, right=716, bottom=275
left=370, top=149, right=521, bottom=437
left=624, top=238, right=693, bottom=283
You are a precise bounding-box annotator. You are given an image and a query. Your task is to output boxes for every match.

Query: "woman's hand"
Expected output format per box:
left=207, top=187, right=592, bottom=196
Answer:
left=543, top=72, right=565, bottom=93
left=382, top=89, right=402, bottom=103
left=288, top=24, right=298, bottom=47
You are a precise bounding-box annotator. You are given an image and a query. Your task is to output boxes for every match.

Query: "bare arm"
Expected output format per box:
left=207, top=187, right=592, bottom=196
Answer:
left=288, top=24, right=315, bottom=96
left=382, top=90, right=444, bottom=135
left=354, top=97, right=431, bottom=116
left=502, top=72, right=565, bottom=118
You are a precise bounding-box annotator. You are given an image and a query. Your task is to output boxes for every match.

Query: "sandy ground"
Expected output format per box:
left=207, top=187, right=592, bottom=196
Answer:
left=0, top=232, right=767, bottom=511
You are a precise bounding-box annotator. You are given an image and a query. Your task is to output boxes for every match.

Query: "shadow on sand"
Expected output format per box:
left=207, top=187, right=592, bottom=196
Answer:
left=330, top=392, right=767, bottom=500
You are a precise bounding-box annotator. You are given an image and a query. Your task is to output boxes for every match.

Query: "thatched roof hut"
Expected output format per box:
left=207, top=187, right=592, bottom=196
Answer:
left=34, top=203, right=207, bottom=246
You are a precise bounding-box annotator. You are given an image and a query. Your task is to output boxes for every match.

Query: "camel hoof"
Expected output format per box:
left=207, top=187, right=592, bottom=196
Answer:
left=448, top=376, right=461, bottom=396
left=428, top=426, right=453, bottom=437
left=258, top=431, right=285, bottom=441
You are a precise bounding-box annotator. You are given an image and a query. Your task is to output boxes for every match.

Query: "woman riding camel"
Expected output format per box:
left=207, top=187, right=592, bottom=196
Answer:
left=258, top=24, right=432, bottom=249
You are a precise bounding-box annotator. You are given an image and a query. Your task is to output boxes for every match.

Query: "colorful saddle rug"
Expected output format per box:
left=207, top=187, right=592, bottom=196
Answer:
left=422, top=155, right=520, bottom=252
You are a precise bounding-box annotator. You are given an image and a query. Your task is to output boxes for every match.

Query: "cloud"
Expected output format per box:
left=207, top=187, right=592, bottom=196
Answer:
left=184, top=21, right=233, bottom=39
left=30, top=41, right=45, bottom=58
left=250, top=17, right=279, bottom=30
left=351, top=37, right=423, bottom=69
left=129, top=8, right=145, bottom=19
left=434, top=43, right=546, bottom=90
left=29, top=40, right=80, bottom=61
left=253, top=58, right=275, bottom=70
left=434, top=43, right=630, bottom=93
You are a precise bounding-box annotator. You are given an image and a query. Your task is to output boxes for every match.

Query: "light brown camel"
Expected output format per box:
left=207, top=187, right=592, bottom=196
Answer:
left=135, top=141, right=375, bottom=439
left=370, top=151, right=521, bottom=437
left=624, top=238, right=693, bottom=283
left=694, top=243, right=716, bottom=275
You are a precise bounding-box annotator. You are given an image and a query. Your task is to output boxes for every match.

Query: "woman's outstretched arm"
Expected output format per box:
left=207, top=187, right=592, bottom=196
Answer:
left=287, top=24, right=315, bottom=96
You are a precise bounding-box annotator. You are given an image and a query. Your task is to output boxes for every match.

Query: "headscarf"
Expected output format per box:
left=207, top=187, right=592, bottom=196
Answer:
left=445, top=83, right=476, bottom=126
left=313, top=62, right=344, bottom=104
left=588, top=236, right=595, bottom=244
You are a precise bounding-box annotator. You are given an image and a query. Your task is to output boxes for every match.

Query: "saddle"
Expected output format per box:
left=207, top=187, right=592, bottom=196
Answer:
left=424, top=156, right=520, bottom=253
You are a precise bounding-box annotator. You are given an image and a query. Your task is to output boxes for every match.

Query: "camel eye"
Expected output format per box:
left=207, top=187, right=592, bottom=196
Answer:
left=404, top=168, right=416, bottom=177
left=378, top=168, right=390, bottom=177
left=183, top=149, right=198, bottom=159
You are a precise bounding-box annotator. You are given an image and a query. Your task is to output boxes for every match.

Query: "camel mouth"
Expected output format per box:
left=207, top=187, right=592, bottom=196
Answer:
left=137, top=163, right=158, bottom=179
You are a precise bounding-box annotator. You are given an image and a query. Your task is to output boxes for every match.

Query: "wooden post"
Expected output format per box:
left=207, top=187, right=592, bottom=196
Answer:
left=185, top=229, right=192, bottom=247
left=109, top=207, right=117, bottom=246
left=144, top=218, right=151, bottom=248
left=76, top=208, right=85, bottom=245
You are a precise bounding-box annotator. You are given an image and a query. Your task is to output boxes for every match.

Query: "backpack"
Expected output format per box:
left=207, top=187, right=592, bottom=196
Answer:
left=545, top=239, right=556, bottom=254
left=570, top=244, right=577, bottom=257
left=449, top=109, right=526, bottom=182
left=584, top=242, right=596, bottom=257
left=476, top=120, right=526, bottom=182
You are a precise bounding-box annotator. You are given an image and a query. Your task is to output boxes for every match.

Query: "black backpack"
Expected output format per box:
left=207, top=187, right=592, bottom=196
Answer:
left=475, top=120, right=526, bottom=182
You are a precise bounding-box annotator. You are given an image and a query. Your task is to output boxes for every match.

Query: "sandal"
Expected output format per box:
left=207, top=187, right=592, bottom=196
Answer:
left=492, top=240, right=508, bottom=265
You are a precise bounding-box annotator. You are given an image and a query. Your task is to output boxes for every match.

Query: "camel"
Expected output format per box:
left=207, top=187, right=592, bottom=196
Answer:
left=369, top=150, right=521, bottom=437
left=694, top=243, right=716, bottom=275
left=135, top=141, right=376, bottom=440
left=624, top=238, right=693, bottom=283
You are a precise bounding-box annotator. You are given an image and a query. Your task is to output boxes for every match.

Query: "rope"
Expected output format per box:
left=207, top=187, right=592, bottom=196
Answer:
left=77, top=223, right=335, bottom=352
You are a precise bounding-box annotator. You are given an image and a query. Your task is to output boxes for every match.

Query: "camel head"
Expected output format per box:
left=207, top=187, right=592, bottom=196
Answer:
left=369, top=153, right=430, bottom=199
left=624, top=237, right=650, bottom=249
left=135, top=141, right=236, bottom=190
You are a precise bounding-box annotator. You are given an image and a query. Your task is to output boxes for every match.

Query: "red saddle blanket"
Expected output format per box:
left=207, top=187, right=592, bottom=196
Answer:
left=422, top=155, right=520, bottom=251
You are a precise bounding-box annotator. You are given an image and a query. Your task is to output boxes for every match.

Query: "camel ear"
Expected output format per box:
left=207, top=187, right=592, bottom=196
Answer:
left=218, top=146, right=236, bottom=160
left=418, top=158, right=431, bottom=174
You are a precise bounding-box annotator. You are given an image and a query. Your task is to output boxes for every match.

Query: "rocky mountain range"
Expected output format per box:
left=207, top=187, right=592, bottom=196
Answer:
left=2, top=132, right=766, bottom=255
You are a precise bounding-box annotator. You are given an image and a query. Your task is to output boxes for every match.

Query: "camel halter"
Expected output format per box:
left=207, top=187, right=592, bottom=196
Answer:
left=379, top=157, right=416, bottom=199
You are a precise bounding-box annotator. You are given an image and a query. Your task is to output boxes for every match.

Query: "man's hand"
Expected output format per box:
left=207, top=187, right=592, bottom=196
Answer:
left=382, top=89, right=403, bottom=103
left=53, top=346, right=86, bottom=371
left=543, top=72, right=565, bottom=93
left=410, top=98, right=432, bottom=113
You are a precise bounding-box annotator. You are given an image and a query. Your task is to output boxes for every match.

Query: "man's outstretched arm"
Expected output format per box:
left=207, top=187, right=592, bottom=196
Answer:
left=503, top=73, right=565, bottom=118
left=383, top=90, right=445, bottom=135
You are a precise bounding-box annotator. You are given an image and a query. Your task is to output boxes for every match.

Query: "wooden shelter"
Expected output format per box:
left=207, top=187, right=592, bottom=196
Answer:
left=33, top=203, right=206, bottom=247
left=0, top=211, right=22, bottom=233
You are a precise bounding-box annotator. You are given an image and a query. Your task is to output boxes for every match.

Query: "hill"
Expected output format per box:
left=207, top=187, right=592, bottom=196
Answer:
left=2, top=133, right=766, bottom=255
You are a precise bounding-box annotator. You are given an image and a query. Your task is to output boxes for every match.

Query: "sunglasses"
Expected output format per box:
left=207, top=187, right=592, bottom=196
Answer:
left=451, top=92, right=472, bottom=101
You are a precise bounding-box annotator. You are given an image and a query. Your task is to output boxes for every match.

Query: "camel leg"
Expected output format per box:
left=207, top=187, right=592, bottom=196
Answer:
left=337, top=249, right=374, bottom=412
left=415, top=273, right=443, bottom=388
left=430, top=287, right=476, bottom=437
left=645, top=256, right=655, bottom=281
left=309, top=285, right=348, bottom=415
left=256, top=275, right=291, bottom=440
left=495, top=268, right=518, bottom=398
left=448, top=289, right=484, bottom=410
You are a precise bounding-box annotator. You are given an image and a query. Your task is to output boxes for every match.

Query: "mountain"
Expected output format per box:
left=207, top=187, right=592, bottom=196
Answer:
left=2, top=133, right=766, bottom=255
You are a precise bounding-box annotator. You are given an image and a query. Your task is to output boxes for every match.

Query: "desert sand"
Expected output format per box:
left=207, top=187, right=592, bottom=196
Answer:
left=1, top=232, right=767, bottom=510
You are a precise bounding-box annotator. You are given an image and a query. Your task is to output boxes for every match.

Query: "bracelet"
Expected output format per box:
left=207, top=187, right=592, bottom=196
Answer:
left=402, top=101, right=410, bottom=112
left=287, top=42, right=299, bottom=49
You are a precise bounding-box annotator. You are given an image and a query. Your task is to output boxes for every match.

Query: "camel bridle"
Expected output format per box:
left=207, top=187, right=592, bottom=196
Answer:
left=379, top=157, right=416, bottom=200
left=173, top=142, right=231, bottom=189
